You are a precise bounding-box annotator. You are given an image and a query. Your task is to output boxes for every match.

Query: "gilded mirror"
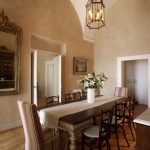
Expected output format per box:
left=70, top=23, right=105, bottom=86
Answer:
left=0, top=9, right=22, bottom=95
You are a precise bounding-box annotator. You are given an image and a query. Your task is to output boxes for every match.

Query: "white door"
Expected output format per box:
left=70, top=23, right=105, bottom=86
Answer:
left=45, top=55, right=62, bottom=102
left=31, top=50, right=38, bottom=106
left=45, top=62, right=55, bottom=97
left=54, top=55, right=62, bottom=102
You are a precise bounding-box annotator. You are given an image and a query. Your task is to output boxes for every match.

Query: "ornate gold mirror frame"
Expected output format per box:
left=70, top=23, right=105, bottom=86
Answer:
left=0, top=9, right=22, bottom=95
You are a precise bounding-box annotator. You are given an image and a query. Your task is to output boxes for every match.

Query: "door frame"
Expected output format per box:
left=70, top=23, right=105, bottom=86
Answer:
left=31, top=49, right=60, bottom=105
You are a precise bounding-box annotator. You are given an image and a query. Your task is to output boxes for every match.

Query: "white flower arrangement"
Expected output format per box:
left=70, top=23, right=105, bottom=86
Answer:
left=78, top=72, right=108, bottom=89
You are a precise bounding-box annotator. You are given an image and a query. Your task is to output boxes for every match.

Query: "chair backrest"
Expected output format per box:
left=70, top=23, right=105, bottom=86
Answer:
left=81, top=91, right=87, bottom=100
left=101, top=109, right=113, bottom=135
left=65, top=93, right=74, bottom=102
left=46, top=95, right=59, bottom=105
left=18, top=101, right=44, bottom=150
left=93, top=109, right=113, bottom=137
left=114, top=101, right=127, bottom=124
left=114, top=87, right=128, bottom=98
left=125, top=97, right=135, bottom=117
left=73, top=92, right=81, bottom=101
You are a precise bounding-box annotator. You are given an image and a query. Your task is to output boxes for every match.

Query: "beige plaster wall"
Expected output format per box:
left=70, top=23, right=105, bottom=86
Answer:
left=0, top=0, right=93, bottom=130
left=94, top=0, right=150, bottom=96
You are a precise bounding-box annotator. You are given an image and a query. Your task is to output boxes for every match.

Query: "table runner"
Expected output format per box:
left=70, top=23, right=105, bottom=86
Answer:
left=39, top=96, right=122, bottom=130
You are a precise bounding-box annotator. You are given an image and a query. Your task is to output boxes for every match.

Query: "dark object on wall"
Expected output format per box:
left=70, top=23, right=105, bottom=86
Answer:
left=0, top=9, right=22, bottom=95
left=73, top=57, right=88, bottom=75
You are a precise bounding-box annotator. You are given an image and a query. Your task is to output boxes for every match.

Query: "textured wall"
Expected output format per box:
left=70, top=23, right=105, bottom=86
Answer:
left=0, top=0, right=93, bottom=130
left=94, top=0, right=150, bottom=96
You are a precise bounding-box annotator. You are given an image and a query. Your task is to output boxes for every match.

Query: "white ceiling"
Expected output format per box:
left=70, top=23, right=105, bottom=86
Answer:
left=70, top=0, right=118, bottom=42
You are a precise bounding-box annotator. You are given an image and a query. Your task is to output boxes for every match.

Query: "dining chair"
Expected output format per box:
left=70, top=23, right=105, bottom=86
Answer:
left=111, top=102, right=130, bottom=150
left=18, top=101, right=57, bottom=150
left=114, top=87, right=135, bottom=140
left=73, top=92, right=81, bottom=101
left=82, top=109, right=113, bottom=150
left=124, top=97, right=136, bottom=141
left=65, top=93, right=74, bottom=102
left=114, top=87, right=128, bottom=98
left=81, top=91, right=87, bottom=100
left=46, top=95, right=59, bottom=105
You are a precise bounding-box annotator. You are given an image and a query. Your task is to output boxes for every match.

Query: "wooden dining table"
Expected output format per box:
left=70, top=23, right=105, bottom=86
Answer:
left=39, top=96, right=125, bottom=150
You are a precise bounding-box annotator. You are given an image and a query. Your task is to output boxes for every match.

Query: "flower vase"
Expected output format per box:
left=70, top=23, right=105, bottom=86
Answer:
left=87, top=88, right=95, bottom=103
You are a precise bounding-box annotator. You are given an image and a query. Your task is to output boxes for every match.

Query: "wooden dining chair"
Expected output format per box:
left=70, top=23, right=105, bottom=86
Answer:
left=65, top=93, right=74, bottom=102
left=114, top=87, right=135, bottom=141
left=82, top=109, right=114, bottom=150
left=73, top=92, right=81, bottom=101
left=18, top=101, right=57, bottom=150
left=124, top=97, right=136, bottom=141
left=114, top=87, right=128, bottom=98
left=46, top=95, right=59, bottom=105
left=111, top=102, right=130, bottom=150
left=81, top=91, right=87, bottom=100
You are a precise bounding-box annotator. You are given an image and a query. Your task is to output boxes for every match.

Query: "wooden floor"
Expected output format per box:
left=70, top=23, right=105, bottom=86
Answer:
left=0, top=104, right=147, bottom=150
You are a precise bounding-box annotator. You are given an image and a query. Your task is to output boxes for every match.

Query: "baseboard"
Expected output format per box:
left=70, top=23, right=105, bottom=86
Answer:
left=0, top=120, right=22, bottom=131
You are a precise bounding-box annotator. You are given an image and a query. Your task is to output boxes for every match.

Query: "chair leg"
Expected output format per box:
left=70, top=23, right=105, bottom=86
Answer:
left=115, top=127, right=120, bottom=150
left=98, top=138, right=102, bottom=150
left=82, top=134, right=84, bottom=150
left=129, top=121, right=135, bottom=141
left=90, top=141, right=93, bottom=150
left=108, top=140, right=111, bottom=150
left=121, top=126, right=130, bottom=147
left=106, top=139, right=111, bottom=150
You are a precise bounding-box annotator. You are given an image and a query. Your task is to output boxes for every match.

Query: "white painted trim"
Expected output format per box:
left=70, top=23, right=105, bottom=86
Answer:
left=33, top=50, right=38, bottom=106
left=0, top=120, right=22, bottom=131
left=117, top=54, right=150, bottom=107
left=57, top=55, right=62, bottom=102
left=31, top=48, right=59, bottom=55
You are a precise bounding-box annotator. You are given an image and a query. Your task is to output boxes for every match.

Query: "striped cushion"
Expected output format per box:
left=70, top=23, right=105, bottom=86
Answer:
left=18, top=101, right=45, bottom=150
left=114, top=87, right=128, bottom=98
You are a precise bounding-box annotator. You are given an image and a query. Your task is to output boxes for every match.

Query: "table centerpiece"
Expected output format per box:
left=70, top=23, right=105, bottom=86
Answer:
left=78, top=72, right=108, bottom=103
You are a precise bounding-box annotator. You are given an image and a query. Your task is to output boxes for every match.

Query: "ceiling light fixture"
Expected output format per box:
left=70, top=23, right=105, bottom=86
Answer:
left=86, top=0, right=105, bottom=29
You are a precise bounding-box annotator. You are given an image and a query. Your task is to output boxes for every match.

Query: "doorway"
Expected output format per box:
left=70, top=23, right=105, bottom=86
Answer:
left=124, top=60, right=148, bottom=105
left=31, top=50, right=62, bottom=107
left=117, top=54, right=150, bottom=107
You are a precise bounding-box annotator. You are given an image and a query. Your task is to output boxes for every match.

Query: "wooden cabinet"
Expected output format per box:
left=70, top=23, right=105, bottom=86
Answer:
left=136, top=123, right=150, bottom=150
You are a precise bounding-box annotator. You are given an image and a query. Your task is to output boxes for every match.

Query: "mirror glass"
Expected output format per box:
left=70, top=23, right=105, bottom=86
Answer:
left=0, top=9, right=22, bottom=95
left=0, top=31, right=16, bottom=91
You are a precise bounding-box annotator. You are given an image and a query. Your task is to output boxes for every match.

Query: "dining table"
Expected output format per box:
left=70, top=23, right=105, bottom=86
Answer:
left=39, top=95, right=125, bottom=150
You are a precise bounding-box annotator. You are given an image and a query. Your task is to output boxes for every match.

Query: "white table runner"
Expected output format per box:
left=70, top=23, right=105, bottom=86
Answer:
left=39, top=96, right=122, bottom=129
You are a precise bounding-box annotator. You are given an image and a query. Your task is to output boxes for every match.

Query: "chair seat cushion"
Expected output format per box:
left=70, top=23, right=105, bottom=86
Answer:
left=83, top=126, right=106, bottom=138
left=83, top=126, right=99, bottom=138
